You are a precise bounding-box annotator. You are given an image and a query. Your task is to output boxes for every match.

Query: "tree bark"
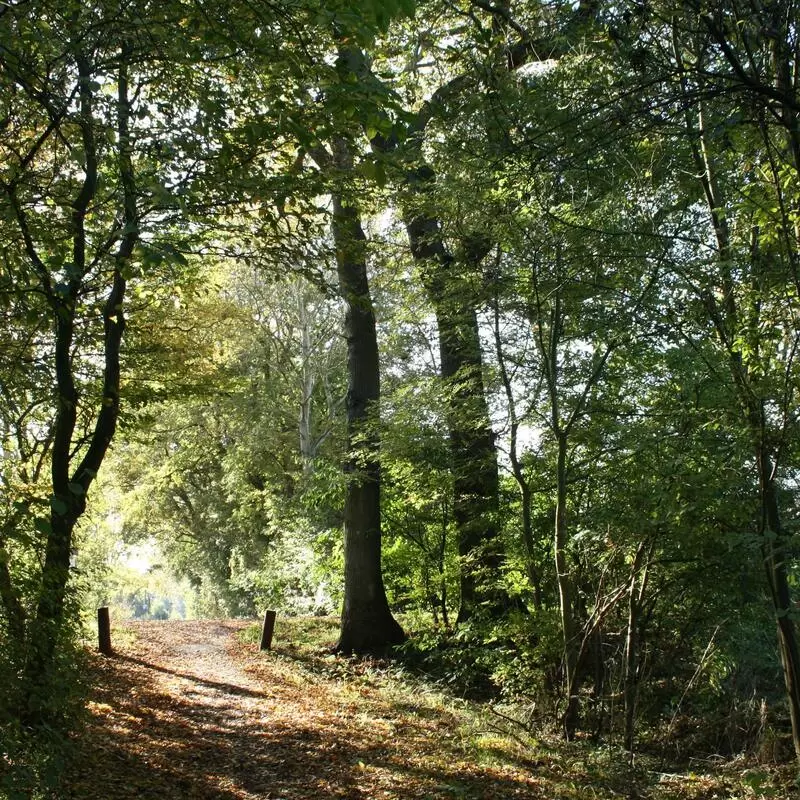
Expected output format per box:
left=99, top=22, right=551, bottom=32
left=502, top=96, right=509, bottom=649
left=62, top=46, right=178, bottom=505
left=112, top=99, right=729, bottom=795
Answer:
left=0, top=528, right=26, bottom=647
left=296, top=283, right=317, bottom=472
left=554, top=431, right=579, bottom=739
left=328, top=137, right=404, bottom=655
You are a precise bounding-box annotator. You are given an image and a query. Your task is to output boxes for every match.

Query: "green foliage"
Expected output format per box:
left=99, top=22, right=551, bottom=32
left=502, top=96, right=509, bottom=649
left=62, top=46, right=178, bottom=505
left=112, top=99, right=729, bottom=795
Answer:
left=238, top=614, right=340, bottom=651
left=239, top=521, right=340, bottom=616
left=4, top=0, right=800, bottom=778
left=311, top=0, right=416, bottom=40
left=103, top=267, right=347, bottom=617
left=0, top=598, right=88, bottom=797
left=380, top=377, right=460, bottom=622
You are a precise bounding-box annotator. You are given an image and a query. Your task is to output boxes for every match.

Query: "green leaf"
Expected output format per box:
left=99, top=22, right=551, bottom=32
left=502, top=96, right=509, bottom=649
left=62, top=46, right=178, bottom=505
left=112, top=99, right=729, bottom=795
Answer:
left=34, top=517, right=52, bottom=535
left=397, top=0, right=415, bottom=17
left=374, top=161, right=387, bottom=188
left=360, top=159, right=377, bottom=181
left=160, top=243, right=189, bottom=267
left=50, top=497, right=68, bottom=515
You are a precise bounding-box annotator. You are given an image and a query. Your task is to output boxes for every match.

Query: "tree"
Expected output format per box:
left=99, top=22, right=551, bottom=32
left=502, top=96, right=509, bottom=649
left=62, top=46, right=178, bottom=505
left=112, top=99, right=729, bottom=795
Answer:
left=0, top=4, right=144, bottom=717
left=666, top=3, right=800, bottom=758
left=0, top=0, right=307, bottom=714
left=311, top=130, right=405, bottom=653
left=347, top=13, right=515, bottom=623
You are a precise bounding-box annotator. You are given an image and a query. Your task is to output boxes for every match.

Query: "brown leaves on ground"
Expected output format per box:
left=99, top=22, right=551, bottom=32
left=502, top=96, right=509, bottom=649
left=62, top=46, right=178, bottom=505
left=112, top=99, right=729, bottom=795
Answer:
left=61, top=620, right=797, bottom=800
left=62, top=620, right=542, bottom=799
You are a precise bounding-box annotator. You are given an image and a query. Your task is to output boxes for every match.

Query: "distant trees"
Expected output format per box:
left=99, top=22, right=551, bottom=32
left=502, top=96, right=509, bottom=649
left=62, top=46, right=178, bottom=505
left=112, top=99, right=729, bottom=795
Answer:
left=109, top=262, right=347, bottom=614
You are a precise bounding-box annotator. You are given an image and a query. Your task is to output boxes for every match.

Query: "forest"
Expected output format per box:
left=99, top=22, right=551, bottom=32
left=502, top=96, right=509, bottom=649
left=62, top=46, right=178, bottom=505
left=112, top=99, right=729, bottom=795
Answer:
left=3, top=0, right=800, bottom=796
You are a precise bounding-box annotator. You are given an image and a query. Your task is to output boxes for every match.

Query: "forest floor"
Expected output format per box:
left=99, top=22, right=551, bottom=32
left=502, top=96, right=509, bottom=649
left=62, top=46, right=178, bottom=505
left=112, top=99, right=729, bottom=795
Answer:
left=60, top=618, right=797, bottom=800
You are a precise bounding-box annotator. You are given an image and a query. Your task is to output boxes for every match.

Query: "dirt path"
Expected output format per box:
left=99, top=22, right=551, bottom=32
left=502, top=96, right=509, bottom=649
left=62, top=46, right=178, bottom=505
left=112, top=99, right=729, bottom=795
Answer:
left=63, top=620, right=543, bottom=799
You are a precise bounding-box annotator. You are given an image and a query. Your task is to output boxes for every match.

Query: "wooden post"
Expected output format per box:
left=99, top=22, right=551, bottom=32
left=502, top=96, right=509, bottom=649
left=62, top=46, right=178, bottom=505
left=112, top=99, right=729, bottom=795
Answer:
left=98, top=607, right=113, bottom=656
left=260, top=609, right=276, bottom=651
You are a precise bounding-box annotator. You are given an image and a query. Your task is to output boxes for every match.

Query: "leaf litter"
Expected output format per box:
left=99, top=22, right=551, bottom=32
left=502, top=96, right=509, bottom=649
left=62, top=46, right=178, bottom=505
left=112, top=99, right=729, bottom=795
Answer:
left=60, top=619, right=797, bottom=799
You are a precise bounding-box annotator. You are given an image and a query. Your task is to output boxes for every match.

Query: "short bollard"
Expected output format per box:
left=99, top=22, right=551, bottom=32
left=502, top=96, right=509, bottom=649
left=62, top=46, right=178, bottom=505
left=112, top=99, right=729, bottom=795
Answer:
left=98, top=606, right=113, bottom=656
left=260, top=609, right=276, bottom=651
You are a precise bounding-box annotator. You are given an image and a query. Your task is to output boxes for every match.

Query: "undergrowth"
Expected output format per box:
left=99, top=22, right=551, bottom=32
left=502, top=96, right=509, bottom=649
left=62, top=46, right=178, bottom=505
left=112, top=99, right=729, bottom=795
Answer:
left=0, top=640, right=89, bottom=800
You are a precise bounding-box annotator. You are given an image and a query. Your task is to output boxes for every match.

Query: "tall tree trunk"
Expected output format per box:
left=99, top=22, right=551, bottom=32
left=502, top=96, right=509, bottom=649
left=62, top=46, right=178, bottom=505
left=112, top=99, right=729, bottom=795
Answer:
left=0, top=524, right=26, bottom=647
left=297, top=284, right=317, bottom=473
left=493, top=291, right=542, bottom=609
left=402, top=171, right=509, bottom=624
left=532, top=278, right=581, bottom=738
left=328, top=137, right=404, bottom=655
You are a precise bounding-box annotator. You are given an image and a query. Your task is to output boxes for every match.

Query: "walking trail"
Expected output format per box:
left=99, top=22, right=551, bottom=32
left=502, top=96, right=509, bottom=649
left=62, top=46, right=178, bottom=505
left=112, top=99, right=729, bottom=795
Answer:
left=63, top=619, right=543, bottom=799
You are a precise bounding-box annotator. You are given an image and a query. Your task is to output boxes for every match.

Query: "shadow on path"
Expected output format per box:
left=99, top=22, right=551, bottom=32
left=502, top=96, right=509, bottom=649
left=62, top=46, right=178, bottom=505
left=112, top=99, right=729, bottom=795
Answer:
left=63, top=621, right=547, bottom=799
left=115, top=654, right=269, bottom=701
